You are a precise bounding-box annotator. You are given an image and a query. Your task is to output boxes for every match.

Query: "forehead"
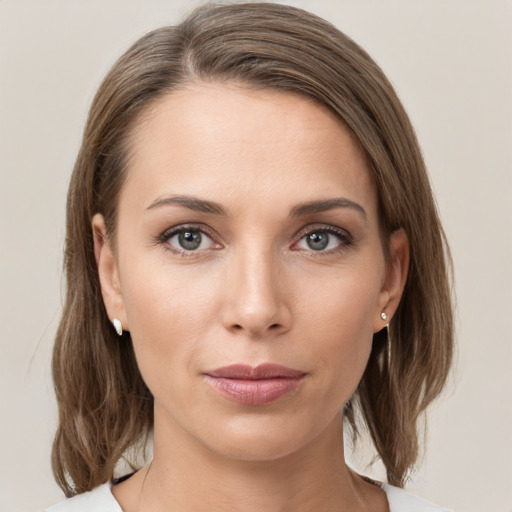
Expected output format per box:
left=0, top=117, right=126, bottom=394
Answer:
left=121, top=83, right=377, bottom=218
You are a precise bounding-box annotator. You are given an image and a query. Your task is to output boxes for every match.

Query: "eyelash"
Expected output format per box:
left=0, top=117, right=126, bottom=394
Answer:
left=293, top=225, right=354, bottom=256
left=157, top=223, right=354, bottom=257
left=157, top=224, right=219, bottom=257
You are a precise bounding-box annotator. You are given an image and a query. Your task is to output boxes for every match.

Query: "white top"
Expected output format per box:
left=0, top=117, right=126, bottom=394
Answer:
left=43, top=482, right=453, bottom=511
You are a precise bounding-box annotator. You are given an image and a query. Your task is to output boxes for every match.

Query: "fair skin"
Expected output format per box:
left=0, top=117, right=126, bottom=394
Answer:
left=93, top=83, right=409, bottom=512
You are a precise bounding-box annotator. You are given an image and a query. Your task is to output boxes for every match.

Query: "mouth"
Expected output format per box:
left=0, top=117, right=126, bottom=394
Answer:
left=204, top=363, right=306, bottom=405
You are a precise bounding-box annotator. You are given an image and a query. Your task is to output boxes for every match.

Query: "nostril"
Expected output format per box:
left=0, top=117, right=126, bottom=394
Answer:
left=230, top=323, right=281, bottom=333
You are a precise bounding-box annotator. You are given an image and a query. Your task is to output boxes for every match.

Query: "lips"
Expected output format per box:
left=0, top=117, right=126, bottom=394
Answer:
left=204, top=364, right=306, bottom=405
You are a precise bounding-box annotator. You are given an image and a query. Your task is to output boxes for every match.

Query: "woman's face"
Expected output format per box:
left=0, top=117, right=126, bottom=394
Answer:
left=94, top=83, right=407, bottom=461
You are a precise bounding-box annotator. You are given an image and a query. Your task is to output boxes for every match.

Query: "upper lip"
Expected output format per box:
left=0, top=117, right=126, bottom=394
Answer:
left=205, top=363, right=306, bottom=380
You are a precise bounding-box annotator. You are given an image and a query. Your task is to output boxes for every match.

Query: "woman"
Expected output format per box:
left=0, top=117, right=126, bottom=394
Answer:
left=45, top=3, right=454, bottom=511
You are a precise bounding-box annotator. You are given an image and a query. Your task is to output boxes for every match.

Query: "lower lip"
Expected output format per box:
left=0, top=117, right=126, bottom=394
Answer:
left=205, top=376, right=304, bottom=405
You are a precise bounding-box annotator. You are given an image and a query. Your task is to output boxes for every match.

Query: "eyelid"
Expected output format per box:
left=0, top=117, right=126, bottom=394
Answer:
left=291, top=224, right=354, bottom=253
left=158, top=223, right=215, bottom=241
left=157, top=223, right=222, bottom=255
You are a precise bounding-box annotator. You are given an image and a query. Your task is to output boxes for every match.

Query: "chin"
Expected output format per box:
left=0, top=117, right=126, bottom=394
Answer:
left=213, top=435, right=307, bottom=463
left=200, top=413, right=325, bottom=463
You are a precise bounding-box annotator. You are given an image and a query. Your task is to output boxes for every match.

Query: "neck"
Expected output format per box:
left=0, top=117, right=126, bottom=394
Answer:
left=130, top=412, right=378, bottom=512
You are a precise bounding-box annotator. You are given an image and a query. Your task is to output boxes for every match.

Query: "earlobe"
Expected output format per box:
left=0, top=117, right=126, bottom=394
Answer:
left=373, top=228, right=410, bottom=331
left=92, top=214, right=127, bottom=330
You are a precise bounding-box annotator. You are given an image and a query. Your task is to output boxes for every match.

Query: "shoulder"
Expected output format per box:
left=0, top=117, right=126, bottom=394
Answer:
left=382, top=484, right=453, bottom=512
left=42, top=484, right=123, bottom=512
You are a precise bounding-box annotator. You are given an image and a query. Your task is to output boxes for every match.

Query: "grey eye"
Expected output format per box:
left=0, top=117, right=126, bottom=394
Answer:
left=178, top=230, right=202, bottom=250
left=164, top=228, right=214, bottom=252
left=305, top=232, right=329, bottom=251
left=295, top=228, right=349, bottom=253
left=162, top=226, right=220, bottom=255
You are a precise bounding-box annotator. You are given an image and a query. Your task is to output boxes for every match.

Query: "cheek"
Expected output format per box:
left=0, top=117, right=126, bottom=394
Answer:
left=119, top=260, right=222, bottom=393
left=301, top=261, right=381, bottom=331
left=297, top=265, right=382, bottom=392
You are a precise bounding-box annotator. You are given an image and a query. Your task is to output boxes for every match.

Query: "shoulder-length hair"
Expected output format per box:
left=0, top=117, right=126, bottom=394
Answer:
left=52, top=2, right=454, bottom=496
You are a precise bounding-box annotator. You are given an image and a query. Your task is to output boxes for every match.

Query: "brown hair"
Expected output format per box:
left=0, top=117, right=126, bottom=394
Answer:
left=52, top=2, right=454, bottom=496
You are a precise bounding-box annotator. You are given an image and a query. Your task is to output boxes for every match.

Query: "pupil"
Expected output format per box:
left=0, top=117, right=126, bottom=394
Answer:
left=307, top=232, right=328, bottom=250
left=179, top=230, right=202, bottom=250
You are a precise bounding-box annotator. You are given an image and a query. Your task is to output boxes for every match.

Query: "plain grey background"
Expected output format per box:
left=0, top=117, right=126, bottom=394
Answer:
left=1, top=1, right=511, bottom=511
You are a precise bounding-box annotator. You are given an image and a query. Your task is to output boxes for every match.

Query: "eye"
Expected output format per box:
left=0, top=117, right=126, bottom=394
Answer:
left=160, top=226, right=220, bottom=254
left=294, top=227, right=352, bottom=253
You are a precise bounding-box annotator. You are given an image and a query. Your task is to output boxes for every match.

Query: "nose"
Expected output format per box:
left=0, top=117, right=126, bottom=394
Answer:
left=220, top=245, right=292, bottom=338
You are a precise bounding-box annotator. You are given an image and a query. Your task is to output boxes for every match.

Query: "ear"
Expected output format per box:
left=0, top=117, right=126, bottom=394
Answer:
left=92, top=213, right=128, bottom=330
left=373, top=228, right=409, bottom=332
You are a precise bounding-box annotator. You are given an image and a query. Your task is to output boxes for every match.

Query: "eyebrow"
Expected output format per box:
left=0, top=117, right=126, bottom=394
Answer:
left=146, top=194, right=367, bottom=221
left=290, top=198, right=367, bottom=221
left=146, top=195, right=228, bottom=215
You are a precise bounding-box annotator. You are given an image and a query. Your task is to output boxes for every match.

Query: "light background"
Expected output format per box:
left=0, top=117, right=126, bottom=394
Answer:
left=1, top=1, right=511, bottom=511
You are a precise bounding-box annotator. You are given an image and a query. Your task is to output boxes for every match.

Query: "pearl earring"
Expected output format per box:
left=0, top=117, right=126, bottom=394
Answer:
left=380, top=312, right=388, bottom=321
left=112, top=318, right=123, bottom=336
